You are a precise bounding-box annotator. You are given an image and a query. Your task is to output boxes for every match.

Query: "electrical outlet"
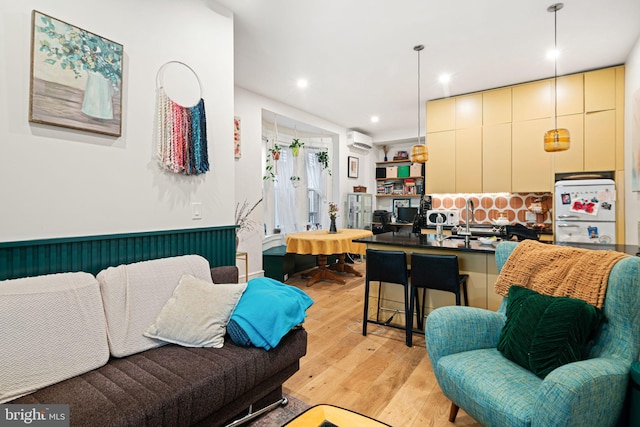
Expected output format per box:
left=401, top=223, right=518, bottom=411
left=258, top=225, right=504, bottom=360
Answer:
left=192, top=202, right=202, bottom=220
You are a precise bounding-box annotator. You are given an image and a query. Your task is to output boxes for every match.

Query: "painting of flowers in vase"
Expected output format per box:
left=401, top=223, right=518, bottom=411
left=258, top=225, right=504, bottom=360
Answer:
left=29, top=10, right=123, bottom=136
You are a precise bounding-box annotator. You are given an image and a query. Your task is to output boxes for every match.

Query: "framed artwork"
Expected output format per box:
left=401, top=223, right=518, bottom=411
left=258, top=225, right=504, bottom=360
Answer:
left=392, top=198, right=410, bottom=216
left=234, top=116, right=241, bottom=159
left=29, top=10, right=123, bottom=136
left=347, top=156, right=359, bottom=178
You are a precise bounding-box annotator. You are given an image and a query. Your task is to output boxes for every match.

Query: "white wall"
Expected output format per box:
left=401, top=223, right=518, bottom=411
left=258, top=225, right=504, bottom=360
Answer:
left=625, top=34, right=640, bottom=245
left=0, top=0, right=235, bottom=242
left=234, top=87, right=374, bottom=277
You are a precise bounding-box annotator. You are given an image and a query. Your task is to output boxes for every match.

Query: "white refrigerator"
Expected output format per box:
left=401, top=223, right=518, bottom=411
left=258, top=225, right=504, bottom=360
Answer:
left=554, top=179, right=616, bottom=244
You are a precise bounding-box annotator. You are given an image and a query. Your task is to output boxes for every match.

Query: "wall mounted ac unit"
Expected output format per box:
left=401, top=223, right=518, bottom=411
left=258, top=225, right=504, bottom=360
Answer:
left=347, top=131, right=373, bottom=150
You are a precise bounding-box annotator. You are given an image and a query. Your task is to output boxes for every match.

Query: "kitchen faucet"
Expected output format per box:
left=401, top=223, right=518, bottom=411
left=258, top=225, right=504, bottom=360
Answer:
left=458, top=199, right=475, bottom=245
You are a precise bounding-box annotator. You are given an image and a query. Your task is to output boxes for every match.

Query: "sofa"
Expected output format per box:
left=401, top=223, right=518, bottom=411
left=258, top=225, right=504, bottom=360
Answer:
left=426, top=241, right=640, bottom=427
left=0, top=254, right=308, bottom=427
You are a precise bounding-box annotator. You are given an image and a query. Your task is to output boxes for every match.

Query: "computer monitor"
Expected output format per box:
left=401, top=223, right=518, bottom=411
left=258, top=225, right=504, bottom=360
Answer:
left=397, top=207, right=418, bottom=223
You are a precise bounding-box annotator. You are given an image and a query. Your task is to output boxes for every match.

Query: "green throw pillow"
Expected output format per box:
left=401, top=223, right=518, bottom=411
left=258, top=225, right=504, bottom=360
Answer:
left=497, top=285, right=604, bottom=379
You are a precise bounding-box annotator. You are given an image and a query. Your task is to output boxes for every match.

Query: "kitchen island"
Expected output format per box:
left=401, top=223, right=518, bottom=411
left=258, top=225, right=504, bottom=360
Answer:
left=353, top=233, right=504, bottom=333
left=354, top=233, right=640, bottom=334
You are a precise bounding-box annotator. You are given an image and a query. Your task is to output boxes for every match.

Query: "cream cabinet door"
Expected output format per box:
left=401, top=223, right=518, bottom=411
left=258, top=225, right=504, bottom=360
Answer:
left=585, top=68, right=616, bottom=112
left=456, top=94, right=482, bottom=129
left=426, top=131, right=456, bottom=193
left=483, top=88, right=512, bottom=125
left=455, top=127, right=482, bottom=193
left=426, top=98, right=455, bottom=132
left=585, top=110, right=616, bottom=171
left=512, top=119, right=553, bottom=192
left=552, top=114, right=584, bottom=173
left=512, top=80, right=552, bottom=122
left=483, top=123, right=511, bottom=192
left=556, top=73, right=584, bottom=116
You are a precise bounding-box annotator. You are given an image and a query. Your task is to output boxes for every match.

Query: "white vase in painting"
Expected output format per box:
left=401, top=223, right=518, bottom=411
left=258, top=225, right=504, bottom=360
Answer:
left=82, top=71, right=114, bottom=120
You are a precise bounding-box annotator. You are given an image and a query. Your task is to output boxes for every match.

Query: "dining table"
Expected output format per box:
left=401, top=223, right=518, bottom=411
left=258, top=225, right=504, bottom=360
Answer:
left=285, top=228, right=373, bottom=286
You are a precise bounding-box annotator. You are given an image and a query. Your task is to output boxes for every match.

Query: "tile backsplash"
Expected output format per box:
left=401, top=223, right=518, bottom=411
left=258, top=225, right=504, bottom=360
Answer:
left=431, top=192, right=553, bottom=226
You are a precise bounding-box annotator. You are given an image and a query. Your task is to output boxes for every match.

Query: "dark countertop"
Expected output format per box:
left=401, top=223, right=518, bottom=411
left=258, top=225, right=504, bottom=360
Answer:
left=354, top=233, right=500, bottom=253
left=354, top=233, right=640, bottom=256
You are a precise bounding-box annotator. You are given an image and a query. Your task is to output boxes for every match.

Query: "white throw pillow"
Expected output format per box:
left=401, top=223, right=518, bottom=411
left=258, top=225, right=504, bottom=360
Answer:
left=144, top=274, right=247, bottom=348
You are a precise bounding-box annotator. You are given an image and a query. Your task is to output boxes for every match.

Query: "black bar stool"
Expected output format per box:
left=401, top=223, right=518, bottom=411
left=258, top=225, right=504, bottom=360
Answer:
left=362, top=249, right=411, bottom=346
left=409, top=253, right=469, bottom=347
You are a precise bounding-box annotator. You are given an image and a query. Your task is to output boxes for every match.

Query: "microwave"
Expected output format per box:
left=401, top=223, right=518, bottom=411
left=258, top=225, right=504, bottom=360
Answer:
left=426, top=209, right=460, bottom=226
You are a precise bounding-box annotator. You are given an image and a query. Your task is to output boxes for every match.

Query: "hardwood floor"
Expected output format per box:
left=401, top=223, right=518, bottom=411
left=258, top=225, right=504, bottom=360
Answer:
left=282, top=258, right=482, bottom=426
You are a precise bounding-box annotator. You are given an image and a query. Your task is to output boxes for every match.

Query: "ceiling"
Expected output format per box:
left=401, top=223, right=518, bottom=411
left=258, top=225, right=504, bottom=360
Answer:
left=214, top=0, right=640, bottom=143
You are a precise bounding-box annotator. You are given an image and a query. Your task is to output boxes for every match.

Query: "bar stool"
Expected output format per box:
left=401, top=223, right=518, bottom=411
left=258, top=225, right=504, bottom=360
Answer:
left=408, top=253, right=469, bottom=347
left=362, top=249, right=411, bottom=346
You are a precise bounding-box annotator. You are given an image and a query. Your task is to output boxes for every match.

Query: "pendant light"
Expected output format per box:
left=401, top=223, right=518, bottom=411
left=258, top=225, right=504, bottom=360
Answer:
left=543, top=3, right=570, bottom=152
left=410, top=44, right=428, bottom=163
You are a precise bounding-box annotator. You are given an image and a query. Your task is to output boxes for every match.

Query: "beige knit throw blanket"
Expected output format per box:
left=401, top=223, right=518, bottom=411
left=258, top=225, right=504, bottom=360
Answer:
left=494, top=240, right=628, bottom=308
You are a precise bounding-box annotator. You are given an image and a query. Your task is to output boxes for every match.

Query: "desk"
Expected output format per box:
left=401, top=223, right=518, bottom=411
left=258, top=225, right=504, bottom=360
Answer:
left=286, top=228, right=373, bottom=286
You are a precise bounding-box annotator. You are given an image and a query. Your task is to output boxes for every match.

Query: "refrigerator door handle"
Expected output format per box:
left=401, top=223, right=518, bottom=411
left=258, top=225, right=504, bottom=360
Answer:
left=558, top=214, right=581, bottom=219
left=557, top=223, right=580, bottom=228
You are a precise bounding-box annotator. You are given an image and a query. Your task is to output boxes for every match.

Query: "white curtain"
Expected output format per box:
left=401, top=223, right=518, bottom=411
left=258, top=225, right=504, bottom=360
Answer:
left=305, top=147, right=329, bottom=229
left=274, top=148, right=300, bottom=235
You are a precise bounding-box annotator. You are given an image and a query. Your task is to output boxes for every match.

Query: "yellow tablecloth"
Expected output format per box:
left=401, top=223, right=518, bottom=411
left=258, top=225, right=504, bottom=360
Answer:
left=285, top=229, right=373, bottom=255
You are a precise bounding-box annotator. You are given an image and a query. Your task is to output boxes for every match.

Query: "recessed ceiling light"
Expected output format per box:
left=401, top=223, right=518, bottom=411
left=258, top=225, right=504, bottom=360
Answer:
left=371, top=115, right=379, bottom=123
left=297, top=78, right=308, bottom=88
left=546, top=49, right=559, bottom=60
left=439, top=74, right=451, bottom=84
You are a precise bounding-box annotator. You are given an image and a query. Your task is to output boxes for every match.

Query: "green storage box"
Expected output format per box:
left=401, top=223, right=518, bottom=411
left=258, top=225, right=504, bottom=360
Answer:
left=397, top=165, right=410, bottom=178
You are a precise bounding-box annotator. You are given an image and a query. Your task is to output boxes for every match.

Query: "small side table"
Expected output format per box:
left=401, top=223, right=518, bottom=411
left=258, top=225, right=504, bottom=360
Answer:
left=236, top=251, right=248, bottom=281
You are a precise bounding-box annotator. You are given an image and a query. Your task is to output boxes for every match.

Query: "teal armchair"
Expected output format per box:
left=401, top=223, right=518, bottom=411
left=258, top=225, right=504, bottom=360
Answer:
left=425, top=241, right=640, bottom=427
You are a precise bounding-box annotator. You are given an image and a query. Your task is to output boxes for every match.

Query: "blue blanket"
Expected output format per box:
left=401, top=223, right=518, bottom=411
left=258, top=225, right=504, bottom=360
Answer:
left=228, top=277, right=313, bottom=350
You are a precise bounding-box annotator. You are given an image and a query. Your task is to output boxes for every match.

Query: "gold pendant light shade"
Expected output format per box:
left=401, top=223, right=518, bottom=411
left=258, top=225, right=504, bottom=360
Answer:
left=544, top=3, right=570, bottom=152
left=411, top=144, right=428, bottom=163
left=544, top=128, right=570, bottom=152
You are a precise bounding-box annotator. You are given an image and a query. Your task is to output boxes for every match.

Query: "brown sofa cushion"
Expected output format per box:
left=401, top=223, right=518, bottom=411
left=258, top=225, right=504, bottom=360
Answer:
left=11, top=328, right=307, bottom=427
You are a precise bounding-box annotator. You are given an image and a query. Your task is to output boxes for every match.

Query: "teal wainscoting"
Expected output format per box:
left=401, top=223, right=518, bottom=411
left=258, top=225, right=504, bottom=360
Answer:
left=0, top=226, right=238, bottom=281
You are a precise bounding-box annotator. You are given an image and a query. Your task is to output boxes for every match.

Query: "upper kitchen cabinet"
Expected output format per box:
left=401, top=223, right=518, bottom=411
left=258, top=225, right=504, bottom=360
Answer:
left=552, top=114, right=584, bottom=173
left=425, top=131, right=456, bottom=194
left=585, top=110, right=616, bottom=171
left=483, top=88, right=511, bottom=125
left=584, top=68, right=616, bottom=112
left=483, top=123, right=511, bottom=192
left=455, top=94, right=482, bottom=129
left=512, top=118, right=553, bottom=192
left=426, top=98, right=455, bottom=132
left=512, top=80, right=552, bottom=122
left=556, top=73, right=584, bottom=116
left=455, top=127, right=482, bottom=193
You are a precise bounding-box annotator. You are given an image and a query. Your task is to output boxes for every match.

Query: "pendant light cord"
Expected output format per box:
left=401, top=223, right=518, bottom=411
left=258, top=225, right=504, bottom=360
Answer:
left=553, top=6, right=558, bottom=131
left=414, top=45, right=424, bottom=146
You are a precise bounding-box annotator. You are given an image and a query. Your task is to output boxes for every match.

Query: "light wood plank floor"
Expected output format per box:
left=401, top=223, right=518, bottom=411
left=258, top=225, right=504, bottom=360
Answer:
left=282, top=258, right=482, bottom=426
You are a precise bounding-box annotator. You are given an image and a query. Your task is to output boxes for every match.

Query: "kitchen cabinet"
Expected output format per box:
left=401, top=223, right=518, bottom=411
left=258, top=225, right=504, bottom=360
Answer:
left=426, top=98, right=455, bottom=132
left=585, top=68, right=616, bottom=112
left=512, top=118, right=553, bottom=192
left=375, top=160, right=424, bottom=198
left=553, top=114, right=584, bottom=173
left=455, top=127, right=482, bottom=193
left=483, top=87, right=512, bottom=125
left=483, top=123, right=511, bottom=192
left=345, top=193, right=372, bottom=230
left=556, top=73, right=584, bottom=116
left=425, top=131, right=456, bottom=193
left=585, top=110, right=616, bottom=171
left=512, top=80, right=552, bottom=122
left=455, top=94, right=482, bottom=129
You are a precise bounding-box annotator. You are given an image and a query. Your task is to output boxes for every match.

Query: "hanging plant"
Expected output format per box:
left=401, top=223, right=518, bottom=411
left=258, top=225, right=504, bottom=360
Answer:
left=263, top=145, right=281, bottom=182
left=289, top=138, right=304, bottom=157
left=316, top=150, right=332, bottom=175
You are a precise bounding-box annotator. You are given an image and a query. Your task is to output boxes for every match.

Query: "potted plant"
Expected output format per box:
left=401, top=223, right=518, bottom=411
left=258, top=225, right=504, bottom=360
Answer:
left=263, top=145, right=281, bottom=182
left=316, top=150, right=332, bottom=175
left=289, top=139, right=304, bottom=157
